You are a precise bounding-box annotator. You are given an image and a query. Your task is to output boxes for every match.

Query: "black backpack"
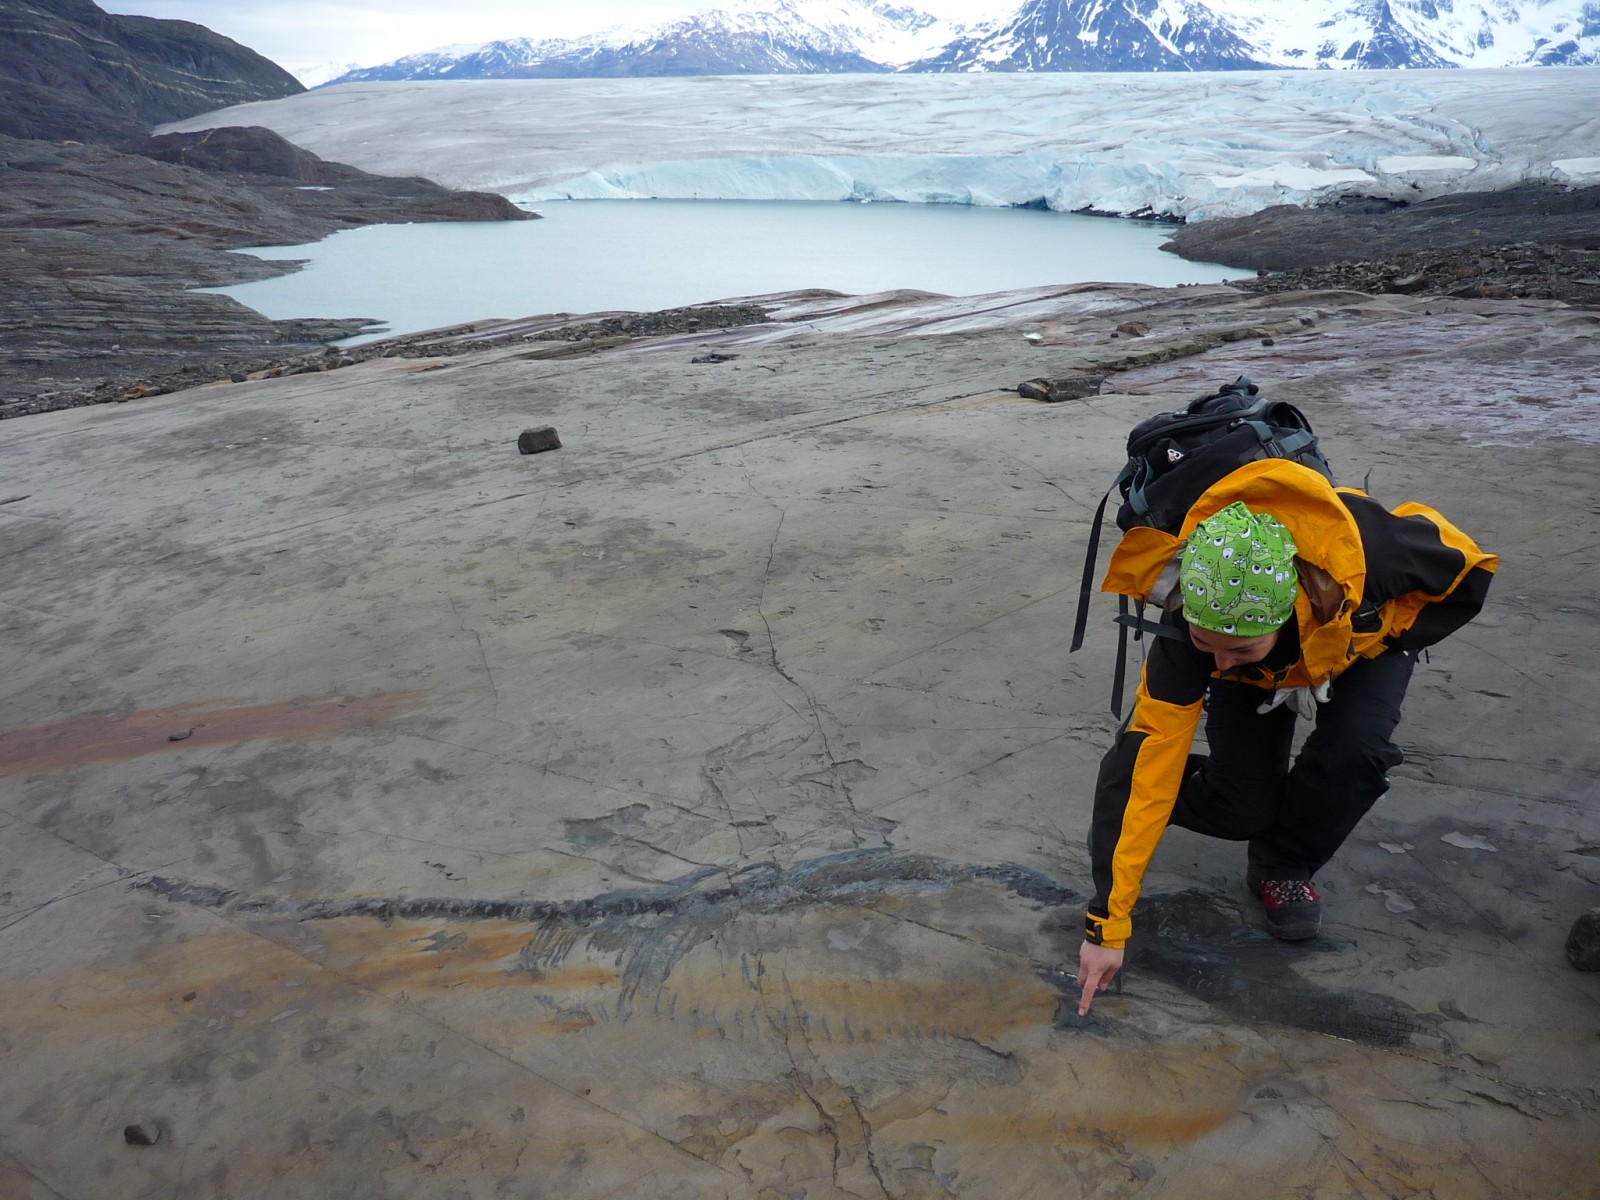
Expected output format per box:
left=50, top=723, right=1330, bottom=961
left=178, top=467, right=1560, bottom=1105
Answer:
left=1069, top=376, right=1335, bottom=714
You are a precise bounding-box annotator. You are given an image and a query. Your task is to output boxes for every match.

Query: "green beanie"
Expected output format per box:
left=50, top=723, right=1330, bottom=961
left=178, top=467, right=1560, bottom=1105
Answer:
left=1180, top=502, right=1299, bottom=636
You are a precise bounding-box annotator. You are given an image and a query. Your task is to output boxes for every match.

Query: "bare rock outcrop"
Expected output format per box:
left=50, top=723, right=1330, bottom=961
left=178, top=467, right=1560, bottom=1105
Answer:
left=0, top=0, right=304, bottom=145
left=0, top=0, right=539, bottom=419
left=1164, top=182, right=1600, bottom=306
left=0, top=128, right=536, bottom=418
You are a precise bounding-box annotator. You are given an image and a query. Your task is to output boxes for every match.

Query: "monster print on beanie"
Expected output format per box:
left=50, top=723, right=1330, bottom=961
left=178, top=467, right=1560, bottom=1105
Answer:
left=1180, top=502, right=1299, bottom=636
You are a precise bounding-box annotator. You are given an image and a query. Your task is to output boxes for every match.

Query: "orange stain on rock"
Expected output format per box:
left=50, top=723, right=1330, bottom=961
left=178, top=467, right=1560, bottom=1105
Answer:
left=302, top=918, right=620, bottom=997
left=0, top=691, right=424, bottom=777
left=4, top=918, right=616, bottom=1038
left=6, top=925, right=343, bottom=1034
left=547, top=1014, right=598, bottom=1033
left=149, top=917, right=1060, bottom=1046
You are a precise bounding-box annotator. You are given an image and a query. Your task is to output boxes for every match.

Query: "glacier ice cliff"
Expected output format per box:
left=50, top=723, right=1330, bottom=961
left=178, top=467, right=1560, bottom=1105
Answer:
left=163, top=68, right=1600, bottom=221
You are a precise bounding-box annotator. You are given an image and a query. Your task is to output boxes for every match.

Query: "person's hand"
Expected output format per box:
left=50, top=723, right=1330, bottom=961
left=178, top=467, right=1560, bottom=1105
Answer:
left=1077, top=941, right=1125, bottom=1016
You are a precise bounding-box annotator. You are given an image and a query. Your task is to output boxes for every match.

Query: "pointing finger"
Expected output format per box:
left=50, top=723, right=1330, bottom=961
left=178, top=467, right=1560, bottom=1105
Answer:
left=1077, top=969, right=1101, bottom=1016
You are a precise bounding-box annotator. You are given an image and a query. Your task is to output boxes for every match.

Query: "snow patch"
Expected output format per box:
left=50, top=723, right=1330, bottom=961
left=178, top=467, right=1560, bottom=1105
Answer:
left=1553, top=156, right=1600, bottom=179
left=1376, top=154, right=1479, bottom=173
left=1203, top=165, right=1375, bottom=190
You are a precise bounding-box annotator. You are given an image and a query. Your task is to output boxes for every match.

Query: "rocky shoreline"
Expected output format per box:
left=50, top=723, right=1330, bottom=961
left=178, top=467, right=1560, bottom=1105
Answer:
left=1233, top=240, right=1600, bottom=306
left=1164, top=181, right=1600, bottom=306
left=0, top=127, right=534, bottom=420
left=5, top=160, right=1597, bottom=420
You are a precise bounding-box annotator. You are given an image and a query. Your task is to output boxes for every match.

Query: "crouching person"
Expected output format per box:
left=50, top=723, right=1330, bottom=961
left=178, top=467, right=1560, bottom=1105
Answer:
left=1077, top=459, right=1496, bottom=1016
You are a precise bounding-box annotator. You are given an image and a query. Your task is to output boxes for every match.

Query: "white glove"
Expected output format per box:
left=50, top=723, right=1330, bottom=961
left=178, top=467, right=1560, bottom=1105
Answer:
left=1257, top=679, right=1331, bottom=719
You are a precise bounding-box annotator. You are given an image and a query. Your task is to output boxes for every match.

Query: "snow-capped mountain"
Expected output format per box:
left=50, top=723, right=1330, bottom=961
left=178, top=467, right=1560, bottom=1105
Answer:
left=324, top=0, right=1600, bottom=85
left=914, top=0, right=1267, bottom=72
left=332, top=0, right=963, bottom=82
left=292, top=60, right=367, bottom=87
left=916, top=0, right=1600, bottom=70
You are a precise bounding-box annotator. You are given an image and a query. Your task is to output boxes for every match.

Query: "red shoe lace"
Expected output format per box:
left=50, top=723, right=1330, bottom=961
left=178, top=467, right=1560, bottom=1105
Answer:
left=1260, top=880, right=1318, bottom=909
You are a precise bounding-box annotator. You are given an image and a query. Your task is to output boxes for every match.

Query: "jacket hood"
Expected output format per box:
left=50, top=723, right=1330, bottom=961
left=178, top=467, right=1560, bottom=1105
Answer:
left=1101, top=459, right=1366, bottom=684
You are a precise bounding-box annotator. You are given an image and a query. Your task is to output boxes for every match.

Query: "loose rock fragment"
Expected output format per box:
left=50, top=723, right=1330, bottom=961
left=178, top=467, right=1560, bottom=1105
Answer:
left=517, top=427, right=561, bottom=454
left=1386, top=271, right=1432, bottom=294
left=1566, top=908, right=1600, bottom=971
left=1018, top=373, right=1105, bottom=403
left=123, top=1123, right=161, bottom=1146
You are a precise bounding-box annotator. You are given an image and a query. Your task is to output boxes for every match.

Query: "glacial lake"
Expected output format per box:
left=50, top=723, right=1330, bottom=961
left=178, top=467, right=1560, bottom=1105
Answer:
left=203, top=199, right=1239, bottom=345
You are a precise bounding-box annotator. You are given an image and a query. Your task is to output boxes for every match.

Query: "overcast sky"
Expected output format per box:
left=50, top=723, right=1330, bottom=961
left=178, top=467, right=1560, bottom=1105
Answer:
left=101, top=0, right=1008, bottom=82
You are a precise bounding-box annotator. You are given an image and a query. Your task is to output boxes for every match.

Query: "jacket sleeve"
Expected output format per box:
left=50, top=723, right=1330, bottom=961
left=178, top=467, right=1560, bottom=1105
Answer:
left=1339, top=492, right=1498, bottom=653
left=1085, top=616, right=1210, bottom=949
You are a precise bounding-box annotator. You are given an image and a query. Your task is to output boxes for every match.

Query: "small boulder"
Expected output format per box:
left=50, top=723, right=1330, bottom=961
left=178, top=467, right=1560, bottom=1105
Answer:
left=1566, top=907, right=1600, bottom=971
left=1386, top=271, right=1431, bottom=294
left=1018, top=374, right=1105, bottom=403
left=517, top=427, right=561, bottom=455
left=123, top=1122, right=162, bottom=1146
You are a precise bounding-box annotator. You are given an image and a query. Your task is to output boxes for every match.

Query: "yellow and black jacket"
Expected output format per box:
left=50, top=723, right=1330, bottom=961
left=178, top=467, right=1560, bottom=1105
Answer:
left=1084, top=459, right=1497, bottom=950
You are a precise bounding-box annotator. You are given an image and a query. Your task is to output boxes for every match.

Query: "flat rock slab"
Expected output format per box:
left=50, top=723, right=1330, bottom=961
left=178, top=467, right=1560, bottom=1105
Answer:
left=1, top=281, right=1597, bottom=1198
left=1018, top=372, right=1105, bottom=402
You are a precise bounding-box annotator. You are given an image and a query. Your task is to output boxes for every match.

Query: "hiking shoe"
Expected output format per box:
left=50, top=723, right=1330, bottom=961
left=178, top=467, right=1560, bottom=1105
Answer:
left=1253, top=878, right=1321, bottom=940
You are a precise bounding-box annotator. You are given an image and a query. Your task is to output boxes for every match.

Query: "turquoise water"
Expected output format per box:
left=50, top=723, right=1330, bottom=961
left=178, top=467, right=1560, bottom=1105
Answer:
left=202, top=199, right=1238, bottom=345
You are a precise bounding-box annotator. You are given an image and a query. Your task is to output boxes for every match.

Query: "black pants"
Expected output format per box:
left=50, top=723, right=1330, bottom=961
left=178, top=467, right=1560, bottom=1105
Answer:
left=1168, top=650, right=1414, bottom=881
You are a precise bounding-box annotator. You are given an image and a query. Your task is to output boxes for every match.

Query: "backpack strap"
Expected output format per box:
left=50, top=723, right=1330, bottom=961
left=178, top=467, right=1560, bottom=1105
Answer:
left=1069, top=481, right=1119, bottom=653
left=1110, top=594, right=1131, bottom=716
left=1238, top=419, right=1317, bottom=463
left=1107, top=600, right=1187, bottom=717
left=1114, top=608, right=1187, bottom=642
left=1121, top=462, right=1157, bottom=523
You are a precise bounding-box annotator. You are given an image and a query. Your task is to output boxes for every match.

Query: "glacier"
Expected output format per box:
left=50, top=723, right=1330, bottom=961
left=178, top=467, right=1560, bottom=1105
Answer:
left=161, top=67, right=1600, bottom=222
